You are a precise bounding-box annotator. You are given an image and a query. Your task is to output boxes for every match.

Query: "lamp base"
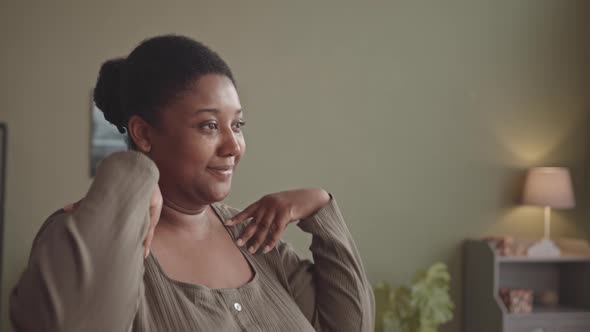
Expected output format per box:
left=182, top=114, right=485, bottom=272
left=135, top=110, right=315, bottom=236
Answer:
left=527, top=239, right=561, bottom=258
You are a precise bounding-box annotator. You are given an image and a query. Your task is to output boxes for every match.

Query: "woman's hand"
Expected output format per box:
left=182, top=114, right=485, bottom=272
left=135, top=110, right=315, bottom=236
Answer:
left=144, top=183, right=162, bottom=258
left=225, top=188, right=331, bottom=254
left=63, top=182, right=162, bottom=259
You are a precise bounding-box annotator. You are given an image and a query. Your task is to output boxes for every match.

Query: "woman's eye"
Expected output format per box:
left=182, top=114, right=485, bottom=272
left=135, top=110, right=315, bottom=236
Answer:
left=201, top=122, right=219, bottom=130
left=233, top=120, right=246, bottom=130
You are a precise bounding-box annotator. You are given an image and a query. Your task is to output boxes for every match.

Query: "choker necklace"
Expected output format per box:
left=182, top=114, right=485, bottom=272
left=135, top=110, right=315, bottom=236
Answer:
left=162, top=197, right=208, bottom=216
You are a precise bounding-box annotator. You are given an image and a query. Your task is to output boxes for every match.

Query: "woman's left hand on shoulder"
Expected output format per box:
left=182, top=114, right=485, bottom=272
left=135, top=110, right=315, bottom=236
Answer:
left=225, top=188, right=331, bottom=254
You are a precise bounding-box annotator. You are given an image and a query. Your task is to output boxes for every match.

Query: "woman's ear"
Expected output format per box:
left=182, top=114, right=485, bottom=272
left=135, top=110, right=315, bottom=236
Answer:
left=127, top=115, right=152, bottom=153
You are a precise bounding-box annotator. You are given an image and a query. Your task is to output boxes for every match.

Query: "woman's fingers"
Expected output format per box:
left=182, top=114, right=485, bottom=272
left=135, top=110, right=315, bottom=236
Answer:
left=63, top=199, right=82, bottom=212
left=144, top=208, right=160, bottom=258
left=247, top=210, right=275, bottom=254
left=262, top=213, right=288, bottom=253
left=226, top=201, right=259, bottom=226
left=145, top=183, right=163, bottom=259
left=229, top=194, right=298, bottom=254
left=144, top=225, right=156, bottom=258
left=236, top=210, right=263, bottom=247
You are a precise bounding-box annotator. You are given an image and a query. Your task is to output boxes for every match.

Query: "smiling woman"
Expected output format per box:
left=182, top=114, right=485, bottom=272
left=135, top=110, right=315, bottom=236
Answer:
left=9, top=35, right=375, bottom=332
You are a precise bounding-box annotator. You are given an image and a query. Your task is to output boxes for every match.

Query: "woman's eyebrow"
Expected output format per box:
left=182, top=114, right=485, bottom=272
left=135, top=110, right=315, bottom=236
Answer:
left=191, top=108, right=243, bottom=115
left=192, top=108, right=219, bottom=115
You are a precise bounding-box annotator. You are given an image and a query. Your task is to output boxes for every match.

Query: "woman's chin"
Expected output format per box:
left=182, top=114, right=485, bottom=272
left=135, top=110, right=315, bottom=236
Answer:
left=206, top=185, right=232, bottom=202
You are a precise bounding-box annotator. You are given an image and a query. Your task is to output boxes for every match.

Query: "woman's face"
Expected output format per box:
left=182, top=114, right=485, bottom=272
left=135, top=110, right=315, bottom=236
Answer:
left=148, top=74, right=245, bottom=209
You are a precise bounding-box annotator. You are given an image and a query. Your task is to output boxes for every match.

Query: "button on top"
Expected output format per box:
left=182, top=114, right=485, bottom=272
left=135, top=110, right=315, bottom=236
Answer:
left=233, top=302, right=242, bottom=312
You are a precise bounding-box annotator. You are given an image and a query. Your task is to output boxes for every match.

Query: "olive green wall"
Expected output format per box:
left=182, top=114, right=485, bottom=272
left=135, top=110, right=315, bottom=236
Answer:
left=1, top=1, right=589, bottom=331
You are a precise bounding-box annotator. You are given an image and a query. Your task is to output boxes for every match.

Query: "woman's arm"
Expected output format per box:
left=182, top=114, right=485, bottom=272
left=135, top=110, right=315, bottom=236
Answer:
left=10, top=151, right=159, bottom=332
left=276, top=197, right=375, bottom=332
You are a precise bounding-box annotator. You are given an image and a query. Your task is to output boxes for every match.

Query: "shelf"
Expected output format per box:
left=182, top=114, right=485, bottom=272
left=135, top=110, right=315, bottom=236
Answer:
left=506, top=305, right=590, bottom=321
left=508, top=306, right=589, bottom=315
left=497, top=255, right=590, bottom=263
left=532, top=306, right=589, bottom=314
left=464, top=239, right=590, bottom=331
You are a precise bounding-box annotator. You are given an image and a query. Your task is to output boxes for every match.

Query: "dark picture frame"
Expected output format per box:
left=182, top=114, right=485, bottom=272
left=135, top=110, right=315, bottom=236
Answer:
left=0, top=123, right=6, bottom=313
left=90, top=93, right=127, bottom=176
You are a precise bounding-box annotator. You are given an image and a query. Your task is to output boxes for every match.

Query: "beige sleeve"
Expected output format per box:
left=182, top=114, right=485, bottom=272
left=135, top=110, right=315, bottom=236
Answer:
left=10, top=151, right=159, bottom=332
left=277, top=196, right=375, bottom=332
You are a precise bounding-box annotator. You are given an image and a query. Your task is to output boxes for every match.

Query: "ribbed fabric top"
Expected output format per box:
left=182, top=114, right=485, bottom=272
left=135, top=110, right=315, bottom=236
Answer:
left=10, top=151, right=375, bottom=332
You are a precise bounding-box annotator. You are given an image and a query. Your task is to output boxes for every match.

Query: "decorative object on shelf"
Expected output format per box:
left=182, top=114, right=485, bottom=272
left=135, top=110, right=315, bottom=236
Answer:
left=499, top=288, right=533, bottom=314
left=483, top=236, right=529, bottom=256
left=537, top=289, right=559, bottom=307
left=481, top=236, right=590, bottom=260
left=373, top=262, right=454, bottom=332
left=523, top=167, right=575, bottom=257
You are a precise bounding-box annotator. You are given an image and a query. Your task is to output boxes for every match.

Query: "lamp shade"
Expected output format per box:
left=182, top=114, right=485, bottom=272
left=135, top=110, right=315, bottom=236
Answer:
left=523, top=167, right=575, bottom=209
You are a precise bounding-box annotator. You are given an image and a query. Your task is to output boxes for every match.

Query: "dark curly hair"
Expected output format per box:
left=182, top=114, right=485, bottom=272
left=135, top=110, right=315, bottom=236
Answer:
left=93, top=35, right=236, bottom=148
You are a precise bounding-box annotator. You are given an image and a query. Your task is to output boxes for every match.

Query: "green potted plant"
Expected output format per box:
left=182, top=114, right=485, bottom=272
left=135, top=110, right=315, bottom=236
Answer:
left=374, top=263, right=454, bottom=332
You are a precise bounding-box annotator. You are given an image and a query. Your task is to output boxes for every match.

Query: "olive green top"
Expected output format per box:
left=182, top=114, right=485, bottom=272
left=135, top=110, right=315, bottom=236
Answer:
left=10, top=151, right=375, bottom=331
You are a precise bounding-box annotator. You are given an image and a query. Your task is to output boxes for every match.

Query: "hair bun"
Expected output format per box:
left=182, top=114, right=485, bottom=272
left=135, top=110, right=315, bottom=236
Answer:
left=93, top=58, right=127, bottom=134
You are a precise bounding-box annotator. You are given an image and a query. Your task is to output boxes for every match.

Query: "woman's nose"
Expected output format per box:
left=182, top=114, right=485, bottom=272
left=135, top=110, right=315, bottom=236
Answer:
left=220, top=129, right=241, bottom=157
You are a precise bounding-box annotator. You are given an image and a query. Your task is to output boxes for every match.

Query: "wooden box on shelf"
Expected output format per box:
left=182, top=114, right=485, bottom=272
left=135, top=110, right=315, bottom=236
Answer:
left=463, top=238, right=590, bottom=332
left=500, top=288, right=533, bottom=314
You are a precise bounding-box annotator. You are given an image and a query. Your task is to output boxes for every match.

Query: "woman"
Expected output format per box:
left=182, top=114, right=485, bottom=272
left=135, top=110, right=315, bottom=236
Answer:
left=10, top=35, right=375, bottom=332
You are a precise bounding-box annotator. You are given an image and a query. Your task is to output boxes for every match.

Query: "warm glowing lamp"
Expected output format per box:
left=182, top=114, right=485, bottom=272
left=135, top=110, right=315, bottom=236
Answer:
left=523, top=167, right=575, bottom=257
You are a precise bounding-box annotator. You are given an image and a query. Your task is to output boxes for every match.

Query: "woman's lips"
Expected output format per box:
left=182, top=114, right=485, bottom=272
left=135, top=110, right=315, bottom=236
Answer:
left=207, top=166, right=234, bottom=180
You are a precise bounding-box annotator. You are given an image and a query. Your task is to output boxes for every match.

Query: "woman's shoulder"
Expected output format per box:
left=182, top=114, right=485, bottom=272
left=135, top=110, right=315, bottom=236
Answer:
left=212, top=202, right=241, bottom=221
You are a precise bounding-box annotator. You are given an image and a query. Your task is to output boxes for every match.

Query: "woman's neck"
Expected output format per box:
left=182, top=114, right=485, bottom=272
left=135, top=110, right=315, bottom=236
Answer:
left=158, top=198, right=216, bottom=237
left=162, top=197, right=209, bottom=215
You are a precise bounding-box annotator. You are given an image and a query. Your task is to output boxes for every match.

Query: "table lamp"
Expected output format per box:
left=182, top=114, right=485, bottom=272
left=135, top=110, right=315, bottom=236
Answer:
left=522, top=167, right=575, bottom=257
